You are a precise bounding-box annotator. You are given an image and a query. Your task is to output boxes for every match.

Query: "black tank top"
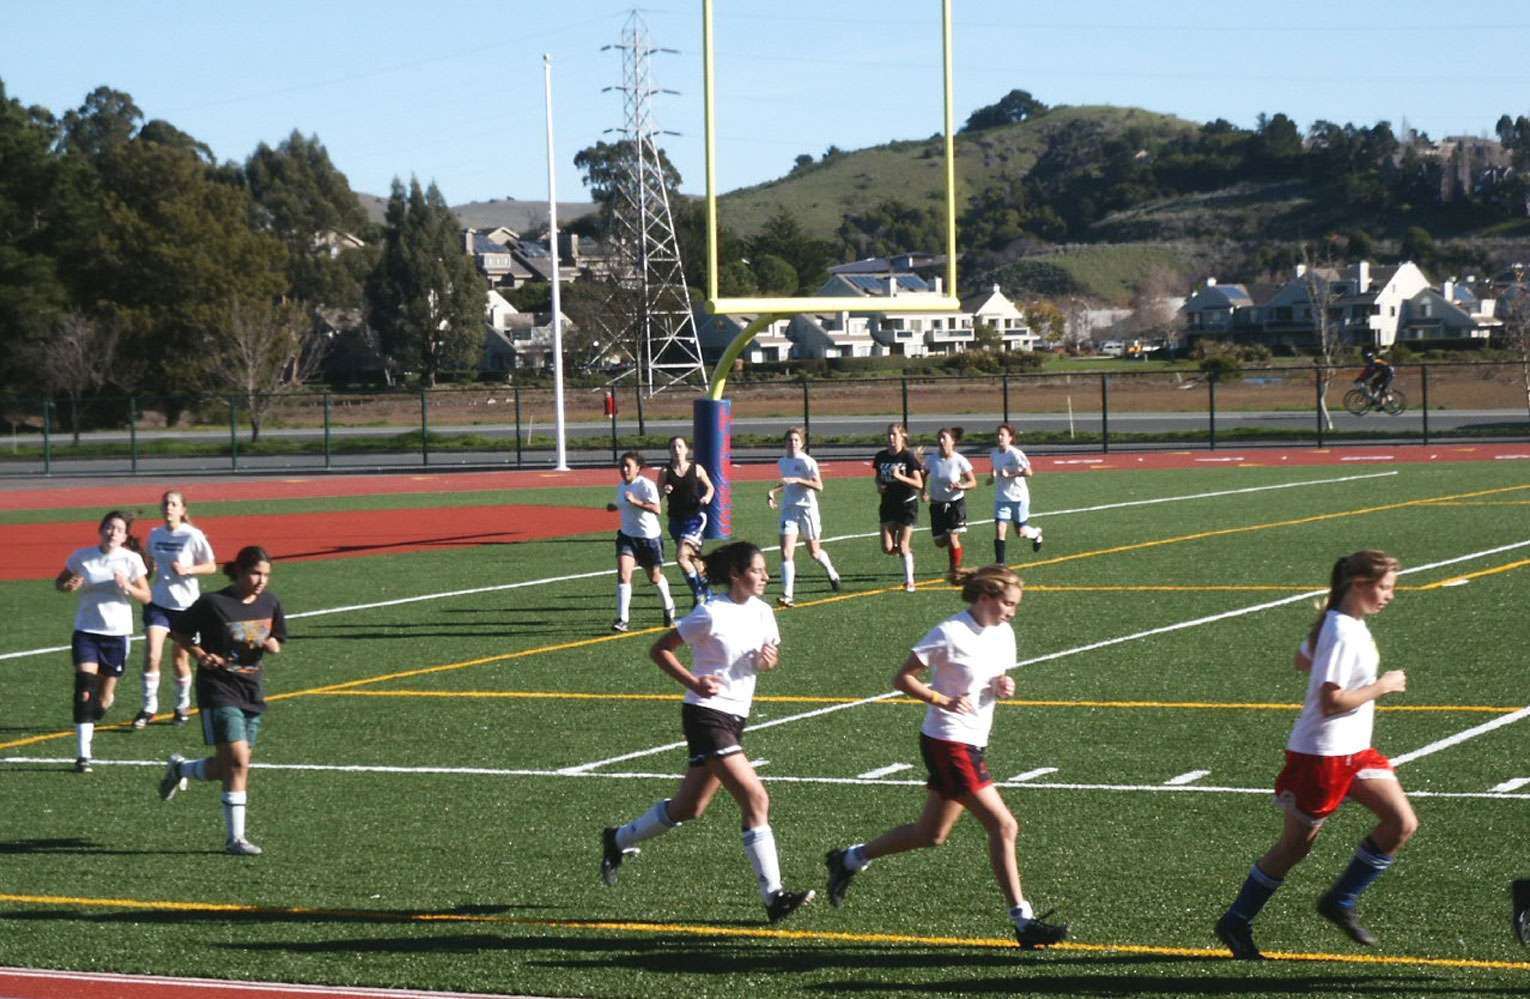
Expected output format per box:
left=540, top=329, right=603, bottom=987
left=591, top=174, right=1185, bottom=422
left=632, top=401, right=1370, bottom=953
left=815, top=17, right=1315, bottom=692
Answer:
left=664, top=462, right=704, bottom=518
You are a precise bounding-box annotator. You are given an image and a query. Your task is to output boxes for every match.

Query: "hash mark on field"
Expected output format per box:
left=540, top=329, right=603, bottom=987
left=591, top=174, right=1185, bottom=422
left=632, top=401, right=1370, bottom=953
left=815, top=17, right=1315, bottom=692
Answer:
left=1490, top=777, right=1530, bottom=793
left=1009, top=767, right=1058, bottom=782
left=857, top=763, right=913, bottom=780
left=1163, top=770, right=1211, bottom=785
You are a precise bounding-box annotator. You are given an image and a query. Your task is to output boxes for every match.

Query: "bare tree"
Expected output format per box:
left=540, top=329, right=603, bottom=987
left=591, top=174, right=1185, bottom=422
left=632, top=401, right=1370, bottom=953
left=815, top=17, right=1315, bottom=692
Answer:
left=200, top=301, right=327, bottom=443
left=1299, top=249, right=1349, bottom=430
left=40, top=312, right=125, bottom=443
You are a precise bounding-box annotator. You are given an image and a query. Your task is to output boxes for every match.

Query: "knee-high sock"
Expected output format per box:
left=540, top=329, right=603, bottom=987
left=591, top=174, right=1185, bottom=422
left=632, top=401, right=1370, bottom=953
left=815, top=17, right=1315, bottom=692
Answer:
left=742, top=824, right=783, bottom=902
left=141, top=671, right=160, bottom=714
left=901, top=552, right=915, bottom=585
left=616, top=582, right=632, bottom=622
left=222, top=790, right=248, bottom=841
left=948, top=542, right=963, bottom=573
left=1225, top=862, right=1283, bottom=922
left=1326, top=837, right=1394, bottom=908
left=75, top=723, right=93, bottom=760
left=175, top=676, right=193, bottom=711
left=654, top=576, right=674, bottom=613
left=994, top=538, right=1007, bottom=563
left=812, top=549, right=838, bottom=582
left=781, top=560, right=796, bottom=599
left=615, top=799, right=678, bottom=849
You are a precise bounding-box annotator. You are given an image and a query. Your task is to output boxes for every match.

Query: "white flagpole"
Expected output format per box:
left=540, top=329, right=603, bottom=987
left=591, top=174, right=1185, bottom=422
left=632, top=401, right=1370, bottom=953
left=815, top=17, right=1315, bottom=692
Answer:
left=544, top=53, right=570, bottom=471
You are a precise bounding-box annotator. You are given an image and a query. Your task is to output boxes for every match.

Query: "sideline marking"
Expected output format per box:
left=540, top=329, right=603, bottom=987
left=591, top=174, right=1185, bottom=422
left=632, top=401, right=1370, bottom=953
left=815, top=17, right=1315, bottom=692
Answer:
left=0, top=471, right=1399, bottom=663
left=0, top=894, right=1526, bottom=972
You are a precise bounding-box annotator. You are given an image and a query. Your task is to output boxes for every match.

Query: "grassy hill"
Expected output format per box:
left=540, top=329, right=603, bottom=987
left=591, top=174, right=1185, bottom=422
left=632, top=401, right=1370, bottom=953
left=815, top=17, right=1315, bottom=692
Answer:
left=358, top=193, right=597, bottom=232
left=717, top=105, right=1200, bottom=241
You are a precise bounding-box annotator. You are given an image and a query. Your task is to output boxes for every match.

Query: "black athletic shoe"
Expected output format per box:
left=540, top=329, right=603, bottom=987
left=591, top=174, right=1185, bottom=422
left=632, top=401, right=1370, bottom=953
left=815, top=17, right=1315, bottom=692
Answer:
left=1512, top=879, right=1530, bottom=945
left=1014, top=910, right=1069, bottom=949
left=173, top=708, right=190, bottom=726
left=826, top=848, right=856, bottom=908
left=1214, top=912, right=1264, bottom=960
left=663, top=608, right=676, bottom=628
left=73, top=757, right=92, bottom=774
left=1317, top=893, right=1377, bottom=946
left=611, top=619, right=629, bottom=633
left=600, top=827, right=629, bottom=887
left=765, top=887, right=814, bottom=924
left=132, top=710, right=153, bottom=730
left=829, top=575, right=841, bottom=593
left=1032, top=532, right=1043, bottom=554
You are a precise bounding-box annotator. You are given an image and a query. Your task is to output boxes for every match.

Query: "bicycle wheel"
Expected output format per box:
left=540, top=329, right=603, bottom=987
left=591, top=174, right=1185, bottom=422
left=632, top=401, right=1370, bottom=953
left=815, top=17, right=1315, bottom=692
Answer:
left=1342, top=388, right=1371, bottom=416
left=1382, top=388, right=1406, bottom=415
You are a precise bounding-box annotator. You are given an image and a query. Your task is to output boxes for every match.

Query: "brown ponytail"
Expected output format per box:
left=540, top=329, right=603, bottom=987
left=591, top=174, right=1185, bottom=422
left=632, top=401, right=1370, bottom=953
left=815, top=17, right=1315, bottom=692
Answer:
left=1306, top=550, right=1400, bottom=649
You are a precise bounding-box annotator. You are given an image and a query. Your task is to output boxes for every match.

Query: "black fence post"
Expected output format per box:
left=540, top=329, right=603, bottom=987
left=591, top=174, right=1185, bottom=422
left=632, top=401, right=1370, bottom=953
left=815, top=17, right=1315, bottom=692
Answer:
left=1002, top=371, right=1010, bottom=425
left=514, top=382, right=523, bottom=468
left=1420, top=363, right=1430, bottom=445
left=1100, top=373, right=1110, bottom=454
left=322, top=394, right=332, bottom=470
left=42, top=398, right=53, bottom=475
left=1207, top=372, right=1217, bottom=451
left=802, top=376, right=811, bottom=447
left=609, top=389, right=619, bottom=464
left=128, top=395, right=139, bottom=473
left=1315, top=365, right=1325, bottom=449
left=228, top=397, right=239, bottom=471
left=420, top=388, right=429, bottom=466
left=900, top=376, right=909, bottom=430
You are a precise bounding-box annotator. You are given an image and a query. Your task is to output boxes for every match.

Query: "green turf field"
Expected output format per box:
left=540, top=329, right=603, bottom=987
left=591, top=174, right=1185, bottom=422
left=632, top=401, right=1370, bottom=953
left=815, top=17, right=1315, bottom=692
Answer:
left=2, top=461, right=1528, bottom=998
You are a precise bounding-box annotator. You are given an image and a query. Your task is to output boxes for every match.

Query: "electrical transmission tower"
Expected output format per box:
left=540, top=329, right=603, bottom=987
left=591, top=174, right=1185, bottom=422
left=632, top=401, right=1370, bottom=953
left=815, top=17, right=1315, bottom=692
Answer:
left=590, top=9, right=705, bottom=397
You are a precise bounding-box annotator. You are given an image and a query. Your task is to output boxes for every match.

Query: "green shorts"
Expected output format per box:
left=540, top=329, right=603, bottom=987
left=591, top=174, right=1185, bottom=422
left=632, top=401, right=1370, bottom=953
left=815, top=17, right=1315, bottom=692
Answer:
left=201, top=705, right=262, bottom=749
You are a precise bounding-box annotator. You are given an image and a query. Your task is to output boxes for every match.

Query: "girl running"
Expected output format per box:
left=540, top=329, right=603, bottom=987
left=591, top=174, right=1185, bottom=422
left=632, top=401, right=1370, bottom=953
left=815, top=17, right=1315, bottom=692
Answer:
left=599, top=541, right=815, bottom=924
left=159, top=545, right=288, bottom=857
left=135, top=490, right=217, bottom=729
left=989, top=423, right=1042, bottom=563
left=873, top=423, right=924, bottom=593
left=606, top=451, right=676, bottom=632
left=661, top=436, right=715, bottom=608
left=56, top=510, right=152, bottom=772
left=1214, top=550, right=1415, bottom=959
left=767, top=427, right=839, bottom=607
left=924, top=427, right=977, bottom=584
left=824, top=565, right=1069, bottom=949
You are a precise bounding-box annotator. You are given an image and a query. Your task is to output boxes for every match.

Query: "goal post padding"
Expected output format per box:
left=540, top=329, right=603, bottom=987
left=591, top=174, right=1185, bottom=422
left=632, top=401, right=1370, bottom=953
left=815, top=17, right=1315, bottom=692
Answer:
left=693, top=398, right=732, bottom=540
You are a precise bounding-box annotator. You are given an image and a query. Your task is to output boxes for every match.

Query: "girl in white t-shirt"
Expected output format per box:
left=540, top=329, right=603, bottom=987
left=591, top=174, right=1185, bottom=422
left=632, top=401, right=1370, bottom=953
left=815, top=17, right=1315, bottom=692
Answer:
left=767, top=427, right=840, bottom=607
left=922, top=427, right=978, bottom=584
left=135, top=490, right=217, bottom=729
left=1216, top=550, right=1414, bottom=960
left=604, top=451, right=676, bottom=632
left=600, top=541, right=815, bottom=925
left=825, top=565, right=1069, bottom=949
left=54, top=510, right=152, bottom=772
left=989, top=423, right=1042, bottom=563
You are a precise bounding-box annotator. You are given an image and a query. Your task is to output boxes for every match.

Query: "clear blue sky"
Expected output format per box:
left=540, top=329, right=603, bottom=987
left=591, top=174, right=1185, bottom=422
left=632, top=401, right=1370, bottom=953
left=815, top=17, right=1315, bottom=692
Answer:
left=5, top=1, right=1529, bottom=205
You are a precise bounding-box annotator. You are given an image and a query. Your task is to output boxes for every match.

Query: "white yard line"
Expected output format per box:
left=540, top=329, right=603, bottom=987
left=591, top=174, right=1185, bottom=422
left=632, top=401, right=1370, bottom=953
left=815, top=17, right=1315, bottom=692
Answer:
left=1390, top=705, right=1530, bottom=766
left=856, top=763, right=914, bottom=780
left=7, top=756, right=1526, bottom=802
left=1490, top=777, right=1530, bottom=793
left=1163, top=770, right=1212, bottom=785
left=1009, top=767, right=1058, bottom=782
left=0, top=471, right=1397, bottom=663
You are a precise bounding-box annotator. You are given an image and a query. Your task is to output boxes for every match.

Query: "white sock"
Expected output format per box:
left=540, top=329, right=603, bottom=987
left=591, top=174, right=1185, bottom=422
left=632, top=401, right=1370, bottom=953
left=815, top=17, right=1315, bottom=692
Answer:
left=781, top=561, right=796, bottom=599
left=654, top=576, right=674, bottom=613
left=222, top=790, right=248, bottom=842
left=742, top=824, right=783, bottom=902
left=175, top=677, right=192, bottom=710
left=141, top=672, right=160, bottom=714
left=616, top=583, right=632, bottom=622
left=901, top=552, right=915, bottom=585
left=75, top=723, right=93, bottom=759
left=844, top=843, right=870, bottom=872
left=813, top=549, right=838, bottom=581
left=1009, top=900, right=1035, bottom=926
left=616, top=799, right=679, bottom=849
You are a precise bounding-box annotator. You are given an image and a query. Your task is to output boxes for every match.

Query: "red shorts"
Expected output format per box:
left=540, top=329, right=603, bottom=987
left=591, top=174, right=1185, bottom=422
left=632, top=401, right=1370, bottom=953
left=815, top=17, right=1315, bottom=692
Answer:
left=920, top=733, right=993, bottom=800
left=1273, top=748, right=1394, bottom=824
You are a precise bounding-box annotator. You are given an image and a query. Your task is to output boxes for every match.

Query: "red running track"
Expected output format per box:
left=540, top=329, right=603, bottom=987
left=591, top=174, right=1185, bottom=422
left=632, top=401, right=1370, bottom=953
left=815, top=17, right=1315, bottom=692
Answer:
left=0, top=967, right=539, bottom=999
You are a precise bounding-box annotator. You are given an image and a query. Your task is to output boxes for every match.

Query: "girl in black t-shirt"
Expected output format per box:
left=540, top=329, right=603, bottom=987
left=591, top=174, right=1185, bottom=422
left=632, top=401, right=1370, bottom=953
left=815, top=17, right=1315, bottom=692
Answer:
left=872, top=423, right=924, bottom=593
left=160, top=545, right=287, bottom=857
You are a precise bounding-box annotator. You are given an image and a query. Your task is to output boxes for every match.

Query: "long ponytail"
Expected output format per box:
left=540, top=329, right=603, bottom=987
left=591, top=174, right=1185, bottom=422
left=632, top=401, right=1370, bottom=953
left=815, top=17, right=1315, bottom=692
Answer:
left=1306, top=549, right=1400, bottom=649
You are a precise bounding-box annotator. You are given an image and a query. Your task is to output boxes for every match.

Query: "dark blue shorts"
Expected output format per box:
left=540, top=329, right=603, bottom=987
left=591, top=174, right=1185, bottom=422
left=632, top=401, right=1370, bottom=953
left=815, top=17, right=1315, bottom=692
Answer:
left=143, top=602, right=188, bottom=632
left=615, top=532, right=664, bottom=570
left=72, top=631, right=130, bottom=676
left=669, top=513, right=707, bottom=547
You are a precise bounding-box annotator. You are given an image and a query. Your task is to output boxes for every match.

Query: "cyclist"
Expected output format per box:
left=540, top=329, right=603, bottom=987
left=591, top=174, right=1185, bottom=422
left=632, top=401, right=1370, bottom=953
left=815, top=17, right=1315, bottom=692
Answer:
left=1355, top=350, right=1394, bottom=404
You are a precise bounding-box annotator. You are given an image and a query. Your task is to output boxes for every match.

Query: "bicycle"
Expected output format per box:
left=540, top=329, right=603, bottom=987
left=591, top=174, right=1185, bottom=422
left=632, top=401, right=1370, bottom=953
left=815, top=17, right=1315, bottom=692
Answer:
left=1342, top=383, right=1407, bottom=416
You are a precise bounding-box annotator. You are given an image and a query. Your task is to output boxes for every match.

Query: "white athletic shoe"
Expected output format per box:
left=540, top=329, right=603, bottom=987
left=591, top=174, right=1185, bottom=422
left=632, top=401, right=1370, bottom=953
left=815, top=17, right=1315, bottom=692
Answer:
left=225, top=837, right=263, bottom=857
left=159, top=754, right=187, bottom=801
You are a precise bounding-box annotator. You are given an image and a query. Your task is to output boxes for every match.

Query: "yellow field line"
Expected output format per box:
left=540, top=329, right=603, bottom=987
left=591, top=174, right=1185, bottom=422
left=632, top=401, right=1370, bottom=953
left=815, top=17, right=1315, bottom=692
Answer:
left=1416, top=558, right=1530, bottom=590
left=0, top=892, right=1524, bottom=972
left=5, top=481, right=1525, bottom=753
left=315, top=689, right=1518, bottom=713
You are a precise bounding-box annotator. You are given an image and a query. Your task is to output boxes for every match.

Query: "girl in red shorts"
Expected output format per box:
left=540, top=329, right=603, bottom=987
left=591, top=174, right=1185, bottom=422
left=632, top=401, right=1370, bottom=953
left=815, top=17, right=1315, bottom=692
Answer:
left=1216, top=549, right=1415, bottom=959
left=824, top=564, right=1069, bottom=949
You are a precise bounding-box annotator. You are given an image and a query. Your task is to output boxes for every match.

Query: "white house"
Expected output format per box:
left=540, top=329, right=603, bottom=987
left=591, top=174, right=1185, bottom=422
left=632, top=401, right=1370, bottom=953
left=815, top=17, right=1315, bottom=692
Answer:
left=961, top=284, right=1039, bottom=351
